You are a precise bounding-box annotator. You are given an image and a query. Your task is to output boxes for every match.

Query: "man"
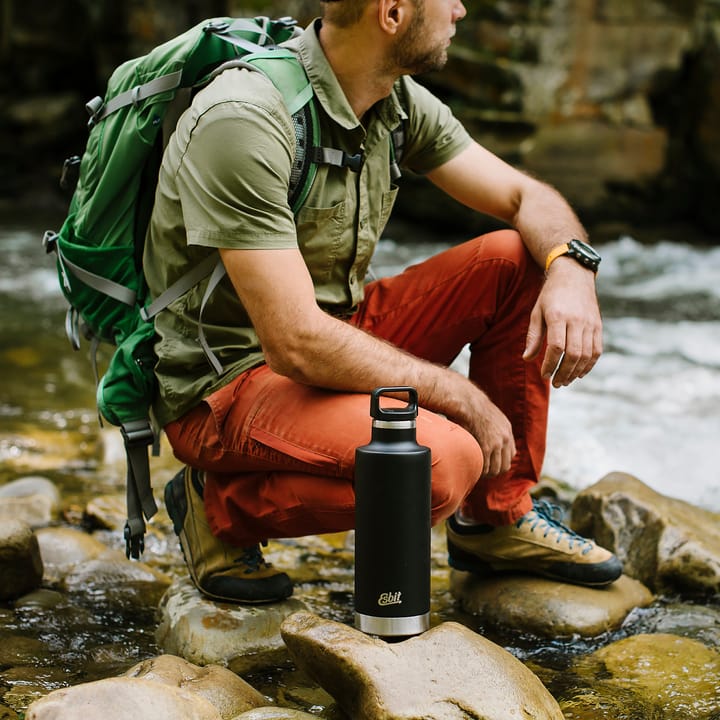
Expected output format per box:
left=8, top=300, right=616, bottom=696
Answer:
left=145, top=0, right=622, bottom=604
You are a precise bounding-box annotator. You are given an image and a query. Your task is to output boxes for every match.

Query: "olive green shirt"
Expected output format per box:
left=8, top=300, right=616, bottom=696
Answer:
left=144, top=20, right=472, bottom=426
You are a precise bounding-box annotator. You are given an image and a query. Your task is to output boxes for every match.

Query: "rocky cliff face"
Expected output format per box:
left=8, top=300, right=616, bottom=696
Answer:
left=2, top=0, right=719, bottom=239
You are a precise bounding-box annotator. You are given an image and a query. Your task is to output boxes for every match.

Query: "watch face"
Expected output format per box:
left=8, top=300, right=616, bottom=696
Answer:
left=568, top=239, right=601, bottom=271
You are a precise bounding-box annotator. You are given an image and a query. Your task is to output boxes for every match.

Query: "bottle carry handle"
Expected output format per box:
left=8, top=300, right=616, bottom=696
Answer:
left=370, top=386, right=418, bottom=422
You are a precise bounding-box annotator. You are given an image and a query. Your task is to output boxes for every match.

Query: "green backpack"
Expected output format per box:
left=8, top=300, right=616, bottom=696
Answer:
left=43, top=15, right=405, bottom=559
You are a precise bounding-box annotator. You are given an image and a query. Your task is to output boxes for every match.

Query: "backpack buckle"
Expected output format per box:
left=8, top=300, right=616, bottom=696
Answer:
left=342, top=152, right=364, bottom=173
left=276, top=16, right=297, bottom=29
left=121, top=419, right=155, bottom=447
left=124, top=522, right=144, bottom=559
left=42, top=230, right=58, bottom=254
left=85, top=96, right=105, bottom=128
left=203, top=20, right=230, bottom=34
left=60, top=155, right=81, bottom=190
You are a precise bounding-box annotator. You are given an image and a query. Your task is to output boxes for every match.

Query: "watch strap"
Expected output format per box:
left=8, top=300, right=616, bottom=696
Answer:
left=544, top=243, right=570, bottom=272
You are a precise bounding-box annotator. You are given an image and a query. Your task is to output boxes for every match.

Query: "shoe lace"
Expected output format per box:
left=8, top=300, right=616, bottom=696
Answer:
left=234, top=544, right=271, bottom=574
left=518, top=499, right=594, bottom=555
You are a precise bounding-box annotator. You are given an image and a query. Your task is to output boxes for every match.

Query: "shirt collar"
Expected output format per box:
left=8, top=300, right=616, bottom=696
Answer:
left=285, top=19, right=406, bottom=133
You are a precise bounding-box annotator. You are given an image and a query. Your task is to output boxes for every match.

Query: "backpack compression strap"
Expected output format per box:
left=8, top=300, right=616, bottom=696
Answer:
left=86, top=18, right=298, bottom=126
left=121, top=419, right=158, bottom=559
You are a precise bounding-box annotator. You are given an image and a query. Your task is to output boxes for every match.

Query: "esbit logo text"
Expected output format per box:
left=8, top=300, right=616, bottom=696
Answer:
left=378, top=591, right=402, bottom=606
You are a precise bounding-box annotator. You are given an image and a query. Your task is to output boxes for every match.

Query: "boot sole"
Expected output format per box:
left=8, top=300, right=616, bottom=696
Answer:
left=447, top=541, right=622, bottom=588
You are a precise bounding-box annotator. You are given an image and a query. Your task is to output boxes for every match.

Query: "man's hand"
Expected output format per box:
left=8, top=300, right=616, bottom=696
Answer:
left=463, top=388, right=517, bottom=476
left=523, top=257, right=603, bottom=387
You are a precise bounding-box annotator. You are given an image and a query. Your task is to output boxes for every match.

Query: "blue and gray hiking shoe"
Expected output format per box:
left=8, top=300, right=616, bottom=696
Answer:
left=446, top=499, right=622, bottom=588
left=164, top=467, right=293, bottom=603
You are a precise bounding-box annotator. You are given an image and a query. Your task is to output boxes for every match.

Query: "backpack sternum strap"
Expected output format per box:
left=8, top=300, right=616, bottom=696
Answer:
left=310, top=146, right=364, bottom=172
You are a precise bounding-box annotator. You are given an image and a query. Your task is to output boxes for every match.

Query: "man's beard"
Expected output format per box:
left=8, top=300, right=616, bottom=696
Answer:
left=391, top=10, right=450, bottom=75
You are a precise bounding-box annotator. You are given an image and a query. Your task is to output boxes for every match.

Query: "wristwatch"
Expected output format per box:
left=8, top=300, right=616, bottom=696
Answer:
left=545, top=239, right=601, bottom=273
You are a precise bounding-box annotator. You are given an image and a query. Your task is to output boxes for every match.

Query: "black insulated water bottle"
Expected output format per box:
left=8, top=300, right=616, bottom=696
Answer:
left=354, top=386, right=431, bottom=638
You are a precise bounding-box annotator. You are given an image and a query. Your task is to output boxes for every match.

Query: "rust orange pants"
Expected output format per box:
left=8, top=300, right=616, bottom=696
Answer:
left=165, top=230, right=549, bottom=546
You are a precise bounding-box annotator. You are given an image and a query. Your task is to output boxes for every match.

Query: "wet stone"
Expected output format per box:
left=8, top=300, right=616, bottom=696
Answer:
left=25, top=677, right=224, bottom=720
left=235, top=709, right=327, bottom=719
left=35, top=527, right=114, bottom=567
left=449, top=572, right=654, bottom=637
left=123, top=654, right=268, bottom=717
left=0, top=476, right=61, bottom=528
left=280, top=611, right=564, bottom=720
left=25, top=654, right=271, bottom=720
left=156, top=577, right=310, bottom=674
left=0, top=519, right=43, bottom=601
left=35, top=526, right=171, bottom=604
left=564, top=633, right=720, bottom=719
left=0, top=636, right=50, bottom=666
left=13, top=589, right=64, bottom=611
left=571, top=472, right=720, bottom=595
left=83, top=494, right=127, bottom=531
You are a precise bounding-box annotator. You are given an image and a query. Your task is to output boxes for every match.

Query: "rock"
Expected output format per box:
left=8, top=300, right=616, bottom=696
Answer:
left=0, top=476, right=61, bottom=528
left=571, top=472, right=720, bottom=594
left=235, top=710, right=323, bottom=719
left=35, top=527, right=111, bottom=567
left=34, top=526, right=170, bottom=602
left=156, top=577, right=309, bottom=674
left=0, top=635, right=50, bottom=666
left=62, top=556, right=171, bottom=604
left=0, top=519, right=43, bottom=600
left=522, top=121, right=667, bottom=211
left=84, top=494, right=128, bottom=531
left=564, top=633, right=720, bottom=718
left=280, top=611, right=564, bottom=720
left=625, top=600, right=720, bottom=646
left=449, top=572, right=653, bottom=637
left=123, top=655, right=267, bottom=717
left=25, top=677, right=223, bottom=720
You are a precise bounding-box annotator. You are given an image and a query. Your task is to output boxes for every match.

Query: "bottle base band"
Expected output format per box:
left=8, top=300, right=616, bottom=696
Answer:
left=354, top=611, right=430, bottom=637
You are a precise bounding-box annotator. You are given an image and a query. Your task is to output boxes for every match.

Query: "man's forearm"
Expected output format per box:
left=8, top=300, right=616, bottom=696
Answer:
left=270, top=310, right=480, bottom=427
left=512, top=180, right=590, bottom=270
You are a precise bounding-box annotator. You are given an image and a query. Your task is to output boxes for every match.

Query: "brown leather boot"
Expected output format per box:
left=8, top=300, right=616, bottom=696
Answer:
left=164, top=467, right=293, bottom=603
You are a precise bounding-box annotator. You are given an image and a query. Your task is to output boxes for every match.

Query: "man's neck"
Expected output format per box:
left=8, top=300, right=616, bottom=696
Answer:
left=317, top=21, right=399, bottom=121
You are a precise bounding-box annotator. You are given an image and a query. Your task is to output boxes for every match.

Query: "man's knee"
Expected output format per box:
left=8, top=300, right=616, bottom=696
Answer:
left=423, top=422, right=483, bottom=524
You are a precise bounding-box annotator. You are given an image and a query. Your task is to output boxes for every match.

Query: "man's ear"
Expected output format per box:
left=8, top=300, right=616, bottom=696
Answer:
left=377, top=0, right=413, bottom=35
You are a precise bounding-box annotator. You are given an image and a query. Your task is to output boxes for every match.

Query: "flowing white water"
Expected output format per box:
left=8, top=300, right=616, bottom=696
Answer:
left=374, top=234, right=720, bottom=510
left=545, top=237, right=720, bottom=509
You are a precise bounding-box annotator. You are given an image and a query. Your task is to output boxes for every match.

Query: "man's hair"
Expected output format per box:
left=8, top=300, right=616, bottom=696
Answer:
left=320, top=0, right=371, bottom=28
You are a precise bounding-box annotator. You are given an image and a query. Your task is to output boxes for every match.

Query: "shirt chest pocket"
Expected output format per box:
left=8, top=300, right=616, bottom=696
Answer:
left=295, top=199, right=348, bottom=285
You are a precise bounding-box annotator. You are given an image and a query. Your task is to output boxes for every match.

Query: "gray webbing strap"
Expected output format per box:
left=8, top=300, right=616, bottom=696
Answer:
left=86, top=21, right=274, bottom=125
left=213, top=32, right=269, bottom=54
left=121, top=419, right=158, bottom=560
left=141, top=253, right=218, bottom=321
left=57, top=245, right=137, bottom=306
left=197, top=259, right=228, bottom=375
left=285, top=82, right=314, bottom=116
left=226, top=18, right=273, bottom=43
left=89, top=71, right=183, bottom=124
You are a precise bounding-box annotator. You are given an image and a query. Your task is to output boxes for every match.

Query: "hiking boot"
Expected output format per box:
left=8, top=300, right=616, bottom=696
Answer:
left=446, top=499, right=622, bottom=588
left=164, top=467, right=293, bottom=603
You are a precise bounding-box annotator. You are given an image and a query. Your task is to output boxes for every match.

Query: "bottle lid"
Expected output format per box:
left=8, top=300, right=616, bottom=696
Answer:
left=370, top=387, right=418, bottom=425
